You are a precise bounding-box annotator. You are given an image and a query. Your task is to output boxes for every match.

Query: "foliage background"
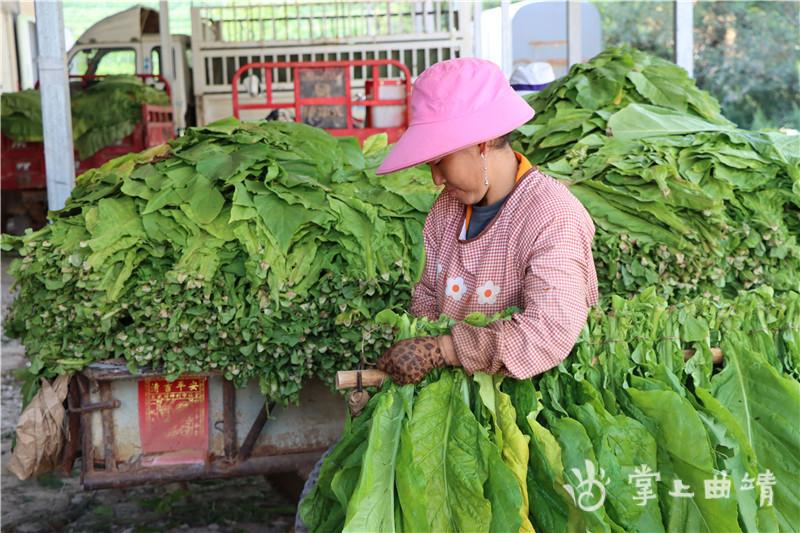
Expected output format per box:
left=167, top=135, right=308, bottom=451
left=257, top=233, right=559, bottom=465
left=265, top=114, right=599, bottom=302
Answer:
left=593, top=0, right=800, bottom=130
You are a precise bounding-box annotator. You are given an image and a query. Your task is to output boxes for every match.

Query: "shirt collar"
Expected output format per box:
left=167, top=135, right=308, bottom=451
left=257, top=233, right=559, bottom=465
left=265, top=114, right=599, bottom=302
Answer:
left=514, top=151, right=533, bottom=182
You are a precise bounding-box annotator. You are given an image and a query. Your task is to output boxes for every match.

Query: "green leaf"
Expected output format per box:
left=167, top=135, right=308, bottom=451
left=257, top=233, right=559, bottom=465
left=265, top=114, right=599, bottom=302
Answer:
left=712, top=332, right=800, bottom=531
left=625, top=386, right=742, bottom=533
left=185, top=175, right=226, bottom=225
left=363, top=133, right=388, bottom=156
left=85, top=197, right=145, bottom=252
left=252, top=191, right=332, bottom=254
left=525, top=410, right=583, bottom=533
left=396, top=372, right=492, bottom=532
left=493, top=379, right=535, bottom=532
left=608, top=103, right=734, bottom=140
left=343, top=385, right=412, bottom=533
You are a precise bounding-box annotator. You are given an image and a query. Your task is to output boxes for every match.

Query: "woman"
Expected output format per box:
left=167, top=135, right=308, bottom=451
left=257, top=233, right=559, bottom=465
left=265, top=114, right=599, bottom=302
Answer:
left=295, top=58, right=599, bottom=531
left=375, top=57, right=599, bottom=384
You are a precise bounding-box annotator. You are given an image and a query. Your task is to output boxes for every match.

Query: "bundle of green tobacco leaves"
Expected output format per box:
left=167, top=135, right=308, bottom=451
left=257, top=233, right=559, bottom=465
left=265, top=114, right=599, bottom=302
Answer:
left=513, top=46, right=800, bottom=301
left=299, top=309, right=536, bottom=533
left=1, top=76, right=170, bottom=159
left=300, top=288, right=800, bottom=532
left=1, top=119, right=438, bottom=404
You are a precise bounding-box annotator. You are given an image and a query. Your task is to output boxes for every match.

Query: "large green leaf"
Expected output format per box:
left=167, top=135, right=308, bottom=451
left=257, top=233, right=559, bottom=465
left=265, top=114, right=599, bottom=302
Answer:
left=299, top=394, right=381, bottom=532
left=526, top=411, right=583, bottom=533
left=343, top=386, right=413, bottom=533
left=625, top=386, right=742, bottom=533
left=551, top=417, right=621, bottom=533
left=694, top=387, right=780, bottom=532
left=396, top=372, right=492, bottom=532
left=252, top=191, right=333, bottom=254
left=713, top=332, right=800, bottom=531
left=566, top=380, right=665, bottom=532
left=475, top=374, right=535, bottom=533
left=607, top=104, right=734, bottom=140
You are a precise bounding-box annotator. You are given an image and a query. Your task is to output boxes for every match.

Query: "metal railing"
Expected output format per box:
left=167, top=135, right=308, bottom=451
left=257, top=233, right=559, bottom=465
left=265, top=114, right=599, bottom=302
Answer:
left=231, top=59, right=412, bottom=143
left=194, top=1, right=462, bottom=46
left=190, top=1, right=472, bottom=124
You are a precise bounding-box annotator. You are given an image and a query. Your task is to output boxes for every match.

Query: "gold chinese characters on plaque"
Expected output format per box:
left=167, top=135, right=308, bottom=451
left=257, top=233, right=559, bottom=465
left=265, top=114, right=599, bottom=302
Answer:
left=138, top=376, right=209, bottom=459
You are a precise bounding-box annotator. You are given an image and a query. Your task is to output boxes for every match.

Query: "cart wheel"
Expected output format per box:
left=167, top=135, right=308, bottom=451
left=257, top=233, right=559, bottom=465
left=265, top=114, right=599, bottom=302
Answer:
left=293, top=446, right=333, bottom=533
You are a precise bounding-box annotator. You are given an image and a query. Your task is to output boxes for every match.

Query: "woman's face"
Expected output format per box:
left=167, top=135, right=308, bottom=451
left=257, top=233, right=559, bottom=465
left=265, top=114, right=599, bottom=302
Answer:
left=428, top=145, right=486, bottom=205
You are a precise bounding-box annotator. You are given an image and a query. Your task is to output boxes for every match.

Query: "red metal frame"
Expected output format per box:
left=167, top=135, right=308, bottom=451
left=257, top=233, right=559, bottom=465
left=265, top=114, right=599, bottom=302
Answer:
left=231, top=59, right=411, bottom=144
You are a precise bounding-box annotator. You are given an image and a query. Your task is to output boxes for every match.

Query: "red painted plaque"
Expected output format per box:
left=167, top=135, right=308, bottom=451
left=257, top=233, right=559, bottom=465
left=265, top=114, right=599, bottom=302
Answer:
left=138, top=376, right=209, bottom=464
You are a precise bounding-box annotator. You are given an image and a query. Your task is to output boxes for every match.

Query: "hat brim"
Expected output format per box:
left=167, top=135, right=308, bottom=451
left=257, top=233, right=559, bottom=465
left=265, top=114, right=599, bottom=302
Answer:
left=376, top=97, right=535, bottom=175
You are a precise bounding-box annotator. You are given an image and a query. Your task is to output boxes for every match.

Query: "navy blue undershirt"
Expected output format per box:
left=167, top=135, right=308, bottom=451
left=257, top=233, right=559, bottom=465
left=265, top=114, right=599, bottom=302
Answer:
left=465, top=196, right=509, bottom=239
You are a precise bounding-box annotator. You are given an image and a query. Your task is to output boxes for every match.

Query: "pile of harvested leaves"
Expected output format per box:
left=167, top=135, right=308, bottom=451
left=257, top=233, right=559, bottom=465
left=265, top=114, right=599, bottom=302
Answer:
left=514, top=46, right=800, bottom=301
left=301, top=287, right=800, bottom=532
left=1, top=120, right=438, bottom=404
left=1, top=76, right=170, bottom=159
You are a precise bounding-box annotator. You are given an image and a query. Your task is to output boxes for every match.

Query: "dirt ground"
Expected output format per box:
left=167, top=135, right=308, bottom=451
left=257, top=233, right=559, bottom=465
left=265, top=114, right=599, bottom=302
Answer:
left=1, top=255, right=298, bottom=532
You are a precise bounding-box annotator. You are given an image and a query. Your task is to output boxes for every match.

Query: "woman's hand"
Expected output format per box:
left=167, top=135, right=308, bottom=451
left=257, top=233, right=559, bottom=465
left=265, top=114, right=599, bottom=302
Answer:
left=377, top=335, right=459, bottom=385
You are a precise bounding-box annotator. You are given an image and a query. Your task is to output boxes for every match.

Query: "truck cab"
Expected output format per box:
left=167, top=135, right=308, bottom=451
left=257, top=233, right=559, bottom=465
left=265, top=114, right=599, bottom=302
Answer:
left=66, top=6, right=193, bottom=130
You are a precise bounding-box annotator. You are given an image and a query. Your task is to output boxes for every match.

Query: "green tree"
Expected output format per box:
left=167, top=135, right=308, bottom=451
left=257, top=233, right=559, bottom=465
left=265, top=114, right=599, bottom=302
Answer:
left=592, top=0, right=675, bottom=60
left=593, top=0, right=799, bottom=130
left=694, top=1, right=799, bottom=129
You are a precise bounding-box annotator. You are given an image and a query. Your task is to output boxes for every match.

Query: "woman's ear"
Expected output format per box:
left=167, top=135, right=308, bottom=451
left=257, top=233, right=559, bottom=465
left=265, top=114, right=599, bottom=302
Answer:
left=477, top=142, right=488, bottom=158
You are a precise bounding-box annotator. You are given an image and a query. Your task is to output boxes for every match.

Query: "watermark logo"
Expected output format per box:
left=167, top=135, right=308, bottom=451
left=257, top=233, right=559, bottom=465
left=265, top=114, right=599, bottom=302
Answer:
left=563, top=460, right=611, bottom=512
left=564, top=462, right=776, bottom=511
left=740, top=470, right=776, bottom=507
left=628, top=464, right=660, bottom=506
left=704, top=471, right=732, bottom=500
left=668, top=479, right=694, bottom=499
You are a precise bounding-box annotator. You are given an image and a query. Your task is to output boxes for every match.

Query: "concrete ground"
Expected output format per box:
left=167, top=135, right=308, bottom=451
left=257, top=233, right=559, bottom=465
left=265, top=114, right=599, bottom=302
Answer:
left=1, top=255, right=298, bottom=532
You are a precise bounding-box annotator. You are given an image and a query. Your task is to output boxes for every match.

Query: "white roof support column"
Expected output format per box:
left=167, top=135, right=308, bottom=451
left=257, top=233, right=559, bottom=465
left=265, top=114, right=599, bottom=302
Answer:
left=34, top=0, right=74, bottom=212
left=500, top=0, right=512, bottom=76
left=472, top=0, right=482, bottom=58
left=674, top=0, right=694, bottom=78
left=159, top=1, right=177, bottom=132
left=567, top=0, right=582, bottom=68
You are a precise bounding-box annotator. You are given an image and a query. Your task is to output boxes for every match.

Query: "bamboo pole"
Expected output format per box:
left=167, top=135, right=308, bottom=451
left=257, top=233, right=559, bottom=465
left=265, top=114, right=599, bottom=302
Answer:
left=683, top=347, right=723, bottom=365
left=336, top=348, right=724, bottom=390
left=336, top=369, right=387, bottom=390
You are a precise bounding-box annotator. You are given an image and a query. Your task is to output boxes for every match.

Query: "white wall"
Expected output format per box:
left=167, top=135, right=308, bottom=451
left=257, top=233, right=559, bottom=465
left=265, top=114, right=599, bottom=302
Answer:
left=16, top=14, right=37, bottom=89
left=1, top=0, right=37, bottom=93
left=1, top=3, right=20, bottom=93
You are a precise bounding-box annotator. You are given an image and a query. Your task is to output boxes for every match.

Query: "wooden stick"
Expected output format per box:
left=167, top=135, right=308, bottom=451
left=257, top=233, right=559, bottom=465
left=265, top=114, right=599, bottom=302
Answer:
left=336, top=369, right=388, bottom=390
left=337, top=348, right=724, bottom=389
left=590, top=347, right=723, bottom=366
left=683, top=347, right=724, bottom=365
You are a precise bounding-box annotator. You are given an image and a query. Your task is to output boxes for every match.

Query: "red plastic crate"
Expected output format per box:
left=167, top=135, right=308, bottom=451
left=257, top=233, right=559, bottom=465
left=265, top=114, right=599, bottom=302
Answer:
left=1, top=104, right=174, bottom=190
left=1, top=135, right=48, bottom=190
left=142, top=104, right=174, bottom=147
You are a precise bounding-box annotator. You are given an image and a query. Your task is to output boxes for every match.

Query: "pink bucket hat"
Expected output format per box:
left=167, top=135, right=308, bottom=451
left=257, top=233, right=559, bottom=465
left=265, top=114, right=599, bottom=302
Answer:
left=376, top=57, right=535, bottom=175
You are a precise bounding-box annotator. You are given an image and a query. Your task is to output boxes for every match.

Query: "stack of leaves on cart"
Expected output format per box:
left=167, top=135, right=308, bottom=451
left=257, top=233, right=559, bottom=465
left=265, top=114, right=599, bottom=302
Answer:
left=514, top=46, right=800, bottom=301
left=2, top=119, right=438, bottom=404
left=300, top=289, right=800, bottom=532
left=1, top=76, right=170, bottom=159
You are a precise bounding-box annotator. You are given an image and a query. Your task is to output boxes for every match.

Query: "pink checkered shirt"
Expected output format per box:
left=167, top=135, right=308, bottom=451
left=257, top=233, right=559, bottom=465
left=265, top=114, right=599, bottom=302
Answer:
left=410, top=163, right=599, bottom=379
